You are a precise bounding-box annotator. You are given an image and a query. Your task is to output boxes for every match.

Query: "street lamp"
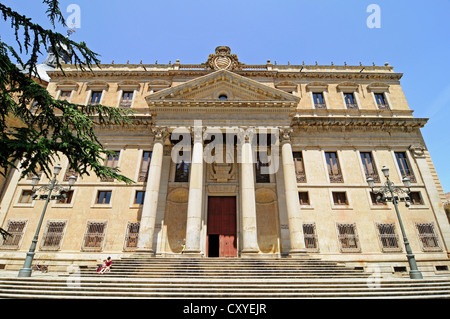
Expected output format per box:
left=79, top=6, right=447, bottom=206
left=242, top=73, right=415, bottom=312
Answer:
left=367, top=166, right=423, bottom=279
left=18, top=165, right=76, bottom=277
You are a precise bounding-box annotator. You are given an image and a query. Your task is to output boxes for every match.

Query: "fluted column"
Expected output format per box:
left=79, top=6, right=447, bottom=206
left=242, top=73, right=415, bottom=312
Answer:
left=136, top=127, right=168, bottom=254
left=239, top=127, right=259, bottom=256
left=183, top=125, right=204, bottom=256
left=280, top=128, right=307, bottom=257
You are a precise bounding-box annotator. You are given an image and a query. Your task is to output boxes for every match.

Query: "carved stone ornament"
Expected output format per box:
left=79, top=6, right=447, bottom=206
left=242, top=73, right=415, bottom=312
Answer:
left=210, top=162, right=236, bottom=183
left=409, top=144, right=426, bottom=158
left=279, top=127, right=293, bottom=144
left=204, top=46, right=243, bottom=71
left=152, top=126, right=168, bottom=142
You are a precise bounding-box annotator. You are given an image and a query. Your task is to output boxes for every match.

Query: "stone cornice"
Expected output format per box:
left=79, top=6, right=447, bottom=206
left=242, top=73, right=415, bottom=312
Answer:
left=292, top=116, right=428, bottom=132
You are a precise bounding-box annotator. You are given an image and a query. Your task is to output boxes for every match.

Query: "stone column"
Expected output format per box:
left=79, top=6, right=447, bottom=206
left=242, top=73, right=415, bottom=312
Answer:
left=239, top=127, right=259, bottom=256
left=183, top=125, right=204, bottom=256
left=136, top=127, right=168, bottom=254
left=280, top=128, right=307, bottom=257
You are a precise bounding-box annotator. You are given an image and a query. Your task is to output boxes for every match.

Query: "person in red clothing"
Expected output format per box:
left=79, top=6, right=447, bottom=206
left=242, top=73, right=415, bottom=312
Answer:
left=100, top=257, right=112, bottom=274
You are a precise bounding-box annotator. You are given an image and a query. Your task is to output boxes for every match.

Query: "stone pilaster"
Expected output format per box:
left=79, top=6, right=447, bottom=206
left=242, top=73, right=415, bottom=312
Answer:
left=136, top=127, right=168, bottom=254
left=280, top=128, right=307, bottom=257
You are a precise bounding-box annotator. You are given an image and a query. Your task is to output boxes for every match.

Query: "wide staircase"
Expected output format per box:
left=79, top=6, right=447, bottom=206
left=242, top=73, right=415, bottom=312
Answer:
left=0, top=256, right=450, bottom=298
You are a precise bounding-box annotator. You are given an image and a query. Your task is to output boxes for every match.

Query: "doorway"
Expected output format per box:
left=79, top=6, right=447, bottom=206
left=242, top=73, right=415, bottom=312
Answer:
left=207, top=196, right=237, bottom=257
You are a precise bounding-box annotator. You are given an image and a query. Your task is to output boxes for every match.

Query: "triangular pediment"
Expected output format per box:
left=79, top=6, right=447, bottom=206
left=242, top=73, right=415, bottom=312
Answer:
left=145, top=69, right=300, bottom=104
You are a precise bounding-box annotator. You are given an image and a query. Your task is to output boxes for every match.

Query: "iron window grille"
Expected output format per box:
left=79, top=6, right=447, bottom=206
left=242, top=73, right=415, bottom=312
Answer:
left=344, top=92, right=358, bottom=109
left=360, top=152, right=380, bottom=183
left=124, top=222, right=140, bottom=251
left=101, top=151, right=120, bottom=182
left=375, top=223, right=401, bottom=252
left=0, top=220, right=27, bottom=249
left=303, top=223, right=319, bottom=252
left=82, top=221, right=107, bottom=251
left=415, top=223, right=442, bottom=252
left=337, top=223, right=361, bottom=253
left=374, top=93, right=390, bottom=110
left=394, top=151, right=416, bottom=183
left=138, top=151, right=152, bottom=182
left=325, top=152, right=343, bottom=183
left=40, top=221, right=67, bottom=251
left=293, top=152, right=306, bottom=183
left=119, top=91, right=133, bottom=108
left=313, top=92, right=326, bottom=109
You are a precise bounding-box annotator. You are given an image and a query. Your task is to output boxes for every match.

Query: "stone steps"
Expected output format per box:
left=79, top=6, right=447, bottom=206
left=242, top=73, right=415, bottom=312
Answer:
left=1, top=257, right=449, bottom=298
left=0, top=277, right=450, bottom=298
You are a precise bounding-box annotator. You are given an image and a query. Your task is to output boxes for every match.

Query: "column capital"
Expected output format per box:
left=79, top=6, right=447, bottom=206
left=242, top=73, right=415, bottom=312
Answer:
left=151, top=126, right=169, bottom=143
left=238, top=126, right=256, bottom=143
left=279, top=127, right=293, bottom=144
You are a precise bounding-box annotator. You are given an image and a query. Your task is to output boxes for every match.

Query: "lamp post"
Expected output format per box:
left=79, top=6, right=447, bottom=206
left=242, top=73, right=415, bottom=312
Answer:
left=367, top=166, right=423, bottom=279
left=18, top=165, right=76, bottom=277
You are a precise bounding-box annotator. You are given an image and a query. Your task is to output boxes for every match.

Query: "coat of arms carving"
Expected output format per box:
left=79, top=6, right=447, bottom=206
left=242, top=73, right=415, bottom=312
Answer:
left=204, top=46, right=243, bottom=71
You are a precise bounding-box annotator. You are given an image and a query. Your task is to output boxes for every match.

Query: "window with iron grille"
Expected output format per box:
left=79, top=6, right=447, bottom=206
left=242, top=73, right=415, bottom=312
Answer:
left=124, top=222, right=140, bottom=251
left=101, top=151, right=120, bottom=182
left=370, top=191, right=386, bottom=205
left=82, top=221, right=107, bottom=251
left=255, top=160, right=270, bottom=183
left=415, top=223, right=441, bottom=252
left=325, top=152, right=343, bottom=183
left=360, top=152, right=380, bottom=182
left=120, top=91, right=133, bottom=108
left=298, top=192, right=310, bottom=205
left=394, top=152, right=416, bottom=183
left=376, top=223, right=401, bottom=252
left=41, top=221, right=67, bottom=251
left=0, top=220, right=27, bottom=249
left=293, top=152, right=306, bottom=183
left=303, top=223, right=319, bottom=252
left=337, top=223, right=361, bottom=252
left=138, top=151, right=152, bottom=182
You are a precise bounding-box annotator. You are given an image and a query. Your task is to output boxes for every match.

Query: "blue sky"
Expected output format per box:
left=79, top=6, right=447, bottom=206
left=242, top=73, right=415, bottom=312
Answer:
left=1, top=0, right=449, bottom=192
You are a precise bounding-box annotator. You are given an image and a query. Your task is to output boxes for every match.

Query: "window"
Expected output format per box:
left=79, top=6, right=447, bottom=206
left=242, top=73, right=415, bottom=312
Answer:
left=19, top=190, right=34, bottom=204
left=332, top=192, right=348, bottom=205
left=58, top=190, right=74, bottom=204
left=0, top=220, right=27, bottom=249
left=59, top=90, right=71, bottom=100
left=89, top=91, right=102, bottom=105
left=344, top=92, right=358, bottom=109
left=255, top=157, right=270, bottom=183
left=416, top=223, right=441, bottom=251
left=138, top=151, right=152, bottom=182
left=325, top=152, right=343, bottom=183
left=120, top=91, right=133, bottom=108
left=293, top=152, right=306, bottom=183
left=134, top=191, right=145, bottom=205
left=96, top=191, right=112, bottom=204
left=337, top=223, right=360, bottom=252
left=102, top=151, right=120, bottom=182
left=41, top=221, right=67, bottom=250
left=360, top=152, right=380, bottom=182
left=63, top=169, right=79, bottom=182
left=394, top=152, right=416, bottom=183
left=124, top=222, right=140, bottom=251
left=303, top=223, right=319, bottom=251
left=298, top=192, right=310, bottom=205
left=313, top=92, right=326, bottom=109
left=175, top=150, right=190, bottom=182
left=409, top=191, right=424, bottom=205
left=82, top=221, right=107, bottom=251
left=374, top=92, right=389, bottom=109
left=370, top=191, right=386, bottom=205
left=218, top=94, right=228, bottom=100
left=376, top=223, right=401, bottom=252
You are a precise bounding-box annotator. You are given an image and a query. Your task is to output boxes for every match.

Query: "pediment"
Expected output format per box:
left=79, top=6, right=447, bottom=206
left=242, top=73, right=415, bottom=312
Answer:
left=145, top=70, right=299, bottom=105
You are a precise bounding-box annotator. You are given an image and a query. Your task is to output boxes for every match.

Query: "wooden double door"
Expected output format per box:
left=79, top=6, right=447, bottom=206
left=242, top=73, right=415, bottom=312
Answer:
left=207, top=196, right=237, bottom=257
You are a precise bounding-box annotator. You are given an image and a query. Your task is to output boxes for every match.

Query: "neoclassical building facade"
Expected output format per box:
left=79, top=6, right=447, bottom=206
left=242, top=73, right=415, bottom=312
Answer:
left=1, top=46, right=449, bottom=276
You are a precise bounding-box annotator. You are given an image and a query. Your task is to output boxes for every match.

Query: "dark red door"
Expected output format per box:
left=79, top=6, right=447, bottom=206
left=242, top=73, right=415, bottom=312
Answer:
left=207, top=197, right=237, bottom=257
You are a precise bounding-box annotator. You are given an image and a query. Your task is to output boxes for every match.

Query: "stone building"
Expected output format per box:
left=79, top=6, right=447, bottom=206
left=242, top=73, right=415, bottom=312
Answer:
left=1, top=46, right=449, bottom=277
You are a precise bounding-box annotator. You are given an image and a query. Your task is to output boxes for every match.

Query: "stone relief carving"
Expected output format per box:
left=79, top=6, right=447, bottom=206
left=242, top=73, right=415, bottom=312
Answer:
left=204, top=46, right=243, bottom=71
